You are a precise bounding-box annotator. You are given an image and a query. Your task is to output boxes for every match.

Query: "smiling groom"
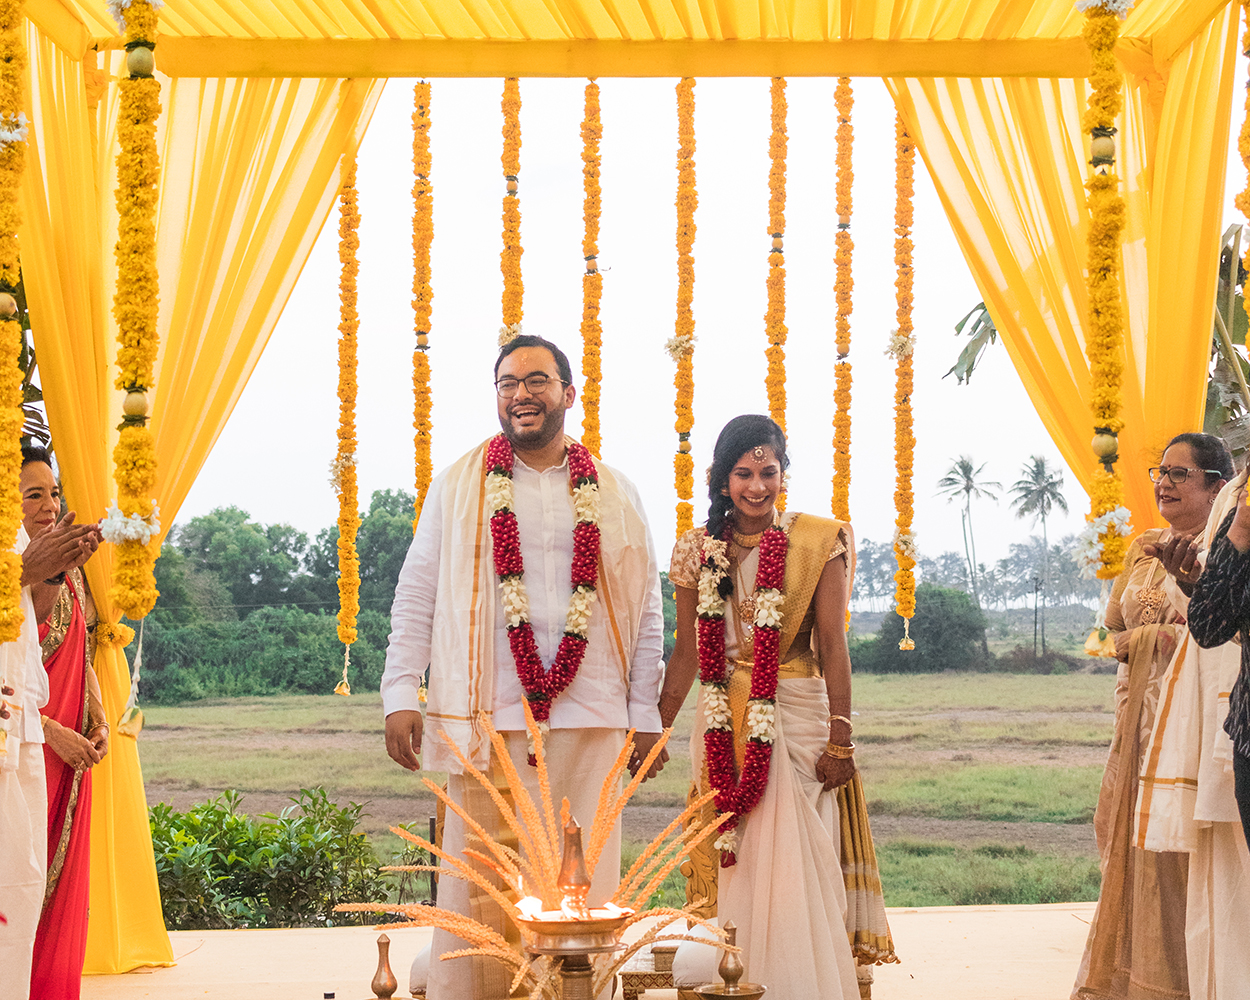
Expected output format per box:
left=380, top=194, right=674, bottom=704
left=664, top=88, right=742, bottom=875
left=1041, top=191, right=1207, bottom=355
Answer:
left=382, top=333, right=665, bottom=999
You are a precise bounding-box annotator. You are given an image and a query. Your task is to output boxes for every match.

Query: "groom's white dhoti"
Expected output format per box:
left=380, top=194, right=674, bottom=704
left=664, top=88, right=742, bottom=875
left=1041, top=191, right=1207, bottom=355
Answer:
left=383, top=437, right=663, bottom=1000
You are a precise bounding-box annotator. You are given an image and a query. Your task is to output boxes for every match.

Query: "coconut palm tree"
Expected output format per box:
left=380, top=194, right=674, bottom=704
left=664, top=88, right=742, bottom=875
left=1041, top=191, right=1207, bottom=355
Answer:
left=1009, top=456, right=1070, bottom=655
left=936, top=456, right=1001, bottom=610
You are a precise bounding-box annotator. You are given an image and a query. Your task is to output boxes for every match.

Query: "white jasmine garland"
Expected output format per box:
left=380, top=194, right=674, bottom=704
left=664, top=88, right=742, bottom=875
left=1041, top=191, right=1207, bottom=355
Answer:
left=498, top=576, right=530, bottom=627
left=106, top=0, right=165, bottom=32
left=703, top=685, right=732, bottom=730
left=754, top=588, right=783, bottom=629
left=572, top=482, right=600, bottom=523
left=327, top=453, right=356, bottom=496
left=713, top=829, right=738, bottom=854
left=498, top=322, right=523, bottom=346
left=1074, top=0, right=1133, bottom=18
left=485, top=471, right=513, bottom=513
left=697, top=571, right=725, bottom=617
left=884, top=329, right=915, bottom=359
left=0, top=113, right=28, bottom=148
left=664, top=332, right=697, bottom=362
left=101, top=503, right=161, bottom=546
left=526, top=718, right=551, bottom=760
left=704, top=537, right=730, bottom=572
left=1075, top=506, right=1133, bottom=579
left=745, top=700, right=776, bottom=743
left=564, top=585, right=597, bottom=636
left=893, top=527, right=918, bottom=562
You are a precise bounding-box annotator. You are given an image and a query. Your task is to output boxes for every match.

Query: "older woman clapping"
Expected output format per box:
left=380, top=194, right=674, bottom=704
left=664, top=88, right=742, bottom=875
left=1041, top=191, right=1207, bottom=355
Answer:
left=1075, top=432, right=1232, bottom=1000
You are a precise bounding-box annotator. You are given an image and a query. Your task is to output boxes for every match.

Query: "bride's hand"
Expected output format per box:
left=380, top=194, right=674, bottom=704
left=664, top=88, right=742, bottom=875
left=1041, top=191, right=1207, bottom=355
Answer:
left=815, top=751, right=855, bottom=791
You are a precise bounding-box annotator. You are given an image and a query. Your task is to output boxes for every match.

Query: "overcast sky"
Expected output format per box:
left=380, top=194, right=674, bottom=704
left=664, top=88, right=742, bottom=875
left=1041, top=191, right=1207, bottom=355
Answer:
left=177, top=70, right=1248, bottom=574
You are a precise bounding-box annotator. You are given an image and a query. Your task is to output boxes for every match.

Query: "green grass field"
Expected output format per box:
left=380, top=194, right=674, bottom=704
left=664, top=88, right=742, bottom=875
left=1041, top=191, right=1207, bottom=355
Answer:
left=141, top=671, right=1116, bottom=907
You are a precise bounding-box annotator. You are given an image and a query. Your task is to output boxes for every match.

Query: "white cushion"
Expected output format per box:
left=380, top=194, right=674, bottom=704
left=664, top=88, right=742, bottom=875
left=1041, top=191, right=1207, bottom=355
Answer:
left=670, top=921, right=722, bottom=988
left=409, top=943, right=431, bottom=995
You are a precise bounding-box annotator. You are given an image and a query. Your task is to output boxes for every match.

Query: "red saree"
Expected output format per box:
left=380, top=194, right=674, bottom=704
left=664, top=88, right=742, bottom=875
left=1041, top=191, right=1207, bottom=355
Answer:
left=31, top=570, right=92, bottom=1000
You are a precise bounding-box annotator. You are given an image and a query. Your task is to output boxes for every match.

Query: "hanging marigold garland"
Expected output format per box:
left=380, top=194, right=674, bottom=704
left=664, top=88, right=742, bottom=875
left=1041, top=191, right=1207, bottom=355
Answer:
left=0, top=0, right=27, bottom=643
left=831, top=77, right=854, bottom=523
left=669, top=78, right=697, bottom=538
left=500, top=78, right=524, bottom=343
left=890, top=114, right=918, bottom=650
left=764, top=78, right=788, bottom=446
left=412, top=81, right=433, bottom=527
left=1075, top=1, right=1133, bottom=580
left=1237, top=1, right=1250, bottom=354
left=332, top=153, right=361, bottom=697
left=106, top=0, right=163, bottom=620
left=580, top=80, right=603, bottom=458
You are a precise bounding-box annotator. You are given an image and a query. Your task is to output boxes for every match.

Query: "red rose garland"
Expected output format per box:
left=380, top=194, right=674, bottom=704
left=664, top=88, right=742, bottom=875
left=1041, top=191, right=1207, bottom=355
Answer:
left=697, top=522, right=788, bottom=866
left=486, top=434, right=601, bottom=764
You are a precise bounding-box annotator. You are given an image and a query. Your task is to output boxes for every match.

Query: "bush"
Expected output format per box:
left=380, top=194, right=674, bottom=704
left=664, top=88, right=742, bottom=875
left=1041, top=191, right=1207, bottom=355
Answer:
left=994, top=646, right=1087, bottom=675
left=135, top=606, right=392, bottom=704
left=149, top=789, right=391, bottom=929
left=850, top=584, right=990, bottom=673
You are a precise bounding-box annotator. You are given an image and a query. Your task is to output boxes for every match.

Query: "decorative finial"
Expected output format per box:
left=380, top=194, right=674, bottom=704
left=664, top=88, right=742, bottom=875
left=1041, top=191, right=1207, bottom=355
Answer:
left=557, top=815, right=592, bottom=920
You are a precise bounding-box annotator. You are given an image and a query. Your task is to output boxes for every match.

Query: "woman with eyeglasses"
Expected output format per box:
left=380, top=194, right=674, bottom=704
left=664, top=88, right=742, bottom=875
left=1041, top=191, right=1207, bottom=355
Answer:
left=1074, top=432, right=1232, bottom=1000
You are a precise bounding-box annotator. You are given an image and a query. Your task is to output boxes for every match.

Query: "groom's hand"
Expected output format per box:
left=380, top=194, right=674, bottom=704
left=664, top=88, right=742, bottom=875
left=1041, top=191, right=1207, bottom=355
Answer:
left=630, top=731, right=668, bottom=782
left=385, top=710, right=424, bottom=771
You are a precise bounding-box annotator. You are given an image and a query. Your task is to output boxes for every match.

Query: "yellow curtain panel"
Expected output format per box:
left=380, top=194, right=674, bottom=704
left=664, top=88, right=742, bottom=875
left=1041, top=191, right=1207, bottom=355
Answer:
left=21, top=20, right=383, bottom=970
left=888, top=3, right=1237, bottom=528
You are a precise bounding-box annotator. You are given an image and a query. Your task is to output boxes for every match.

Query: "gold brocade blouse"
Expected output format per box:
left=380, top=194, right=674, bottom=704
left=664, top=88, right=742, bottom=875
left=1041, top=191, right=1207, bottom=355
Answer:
left=670, top=512, right=849, bottom=679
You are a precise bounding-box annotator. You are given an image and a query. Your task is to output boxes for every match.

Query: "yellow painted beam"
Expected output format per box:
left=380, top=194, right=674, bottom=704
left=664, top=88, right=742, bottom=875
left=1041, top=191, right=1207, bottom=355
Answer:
left=25, top=0, right=93, bottom=59
left=156, top=36, right=1097, bottom=79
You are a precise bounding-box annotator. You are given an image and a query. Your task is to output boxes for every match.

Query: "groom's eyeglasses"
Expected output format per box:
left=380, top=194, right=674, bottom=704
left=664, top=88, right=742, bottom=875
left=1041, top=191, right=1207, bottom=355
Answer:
left=495, top=374, right=566, bottom=398
left=1147, top=466, right=1222, bottom=485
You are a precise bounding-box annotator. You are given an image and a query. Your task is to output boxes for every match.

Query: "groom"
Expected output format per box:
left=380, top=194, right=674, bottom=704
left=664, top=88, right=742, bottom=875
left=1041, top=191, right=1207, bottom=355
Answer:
left=382, top=333, right=665, bottom=999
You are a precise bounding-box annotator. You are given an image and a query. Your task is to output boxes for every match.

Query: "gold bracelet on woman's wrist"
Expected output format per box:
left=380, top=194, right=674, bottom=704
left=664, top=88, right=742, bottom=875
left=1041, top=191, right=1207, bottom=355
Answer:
left=823, top=740, right=855, bottom=759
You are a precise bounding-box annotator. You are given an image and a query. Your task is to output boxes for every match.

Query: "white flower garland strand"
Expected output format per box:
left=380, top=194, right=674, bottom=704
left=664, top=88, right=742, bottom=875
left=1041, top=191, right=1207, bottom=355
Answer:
left=664, top=332, right=697, bottom=362
left=1075, top=505, right=1133, bottom=579
left=498, top=321, right=523, bottom=346
left=106, top=0, right=165, bottom=32
left=884, top=328, right=915, bottom=360
left=101, top=502, right=161, bottom=546
left=1074, top=0, right=1133, bottom=18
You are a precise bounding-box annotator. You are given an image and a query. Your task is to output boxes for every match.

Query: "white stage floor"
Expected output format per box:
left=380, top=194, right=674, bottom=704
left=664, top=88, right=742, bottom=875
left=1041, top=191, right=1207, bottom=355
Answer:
left=82, top=902, right=1097, bottom=1000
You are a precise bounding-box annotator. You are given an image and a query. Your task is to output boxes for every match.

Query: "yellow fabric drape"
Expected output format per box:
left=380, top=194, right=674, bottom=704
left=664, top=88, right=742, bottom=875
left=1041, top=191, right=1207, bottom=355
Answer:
left=888, top=5, right=1238, bottom=530
left=20, top=21, right=383, bottom=971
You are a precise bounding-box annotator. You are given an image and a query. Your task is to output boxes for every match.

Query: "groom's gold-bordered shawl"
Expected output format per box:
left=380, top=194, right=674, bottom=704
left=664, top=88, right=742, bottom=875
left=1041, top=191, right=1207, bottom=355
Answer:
left=422, top=436, right=653, bottom=772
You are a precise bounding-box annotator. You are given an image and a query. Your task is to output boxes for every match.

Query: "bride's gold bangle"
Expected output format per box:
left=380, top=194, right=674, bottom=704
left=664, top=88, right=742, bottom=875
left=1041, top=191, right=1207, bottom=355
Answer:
left=823, top=741, right=855, bottom=759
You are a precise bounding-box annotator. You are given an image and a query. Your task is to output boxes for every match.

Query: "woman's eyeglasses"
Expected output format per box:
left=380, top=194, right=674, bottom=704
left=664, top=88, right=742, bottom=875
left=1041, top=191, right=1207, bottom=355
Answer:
left=1147, top=466, right=1222, bottom=485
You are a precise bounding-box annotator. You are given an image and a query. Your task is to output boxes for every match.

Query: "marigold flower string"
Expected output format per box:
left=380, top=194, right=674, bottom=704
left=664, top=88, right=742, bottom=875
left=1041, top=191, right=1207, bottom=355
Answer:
left=332, top=153, right=361, bottom=696
left=0, top=0, right=26, bottom=642
left=486, top=435, right=602, bottom=764
left=672, top=78, right=697, bottom=538
left=1078, top=2, right=1132, bottom=579
left=890, top=114, right=917, bottom=649
left=110, top=0, right=163, bottom=620
left=500, top=78, right=523, bottom=339
left=580, top=80, right=603, bottom=458
left=832, top=78, right=854, bottom=523
left=412, top=82, right=434, bottom=527
left=1237, top=1, right=1250, bottom=401
left=764, top=78, right=788, bottom=455
left=696, top=524, right=788, bottom=866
